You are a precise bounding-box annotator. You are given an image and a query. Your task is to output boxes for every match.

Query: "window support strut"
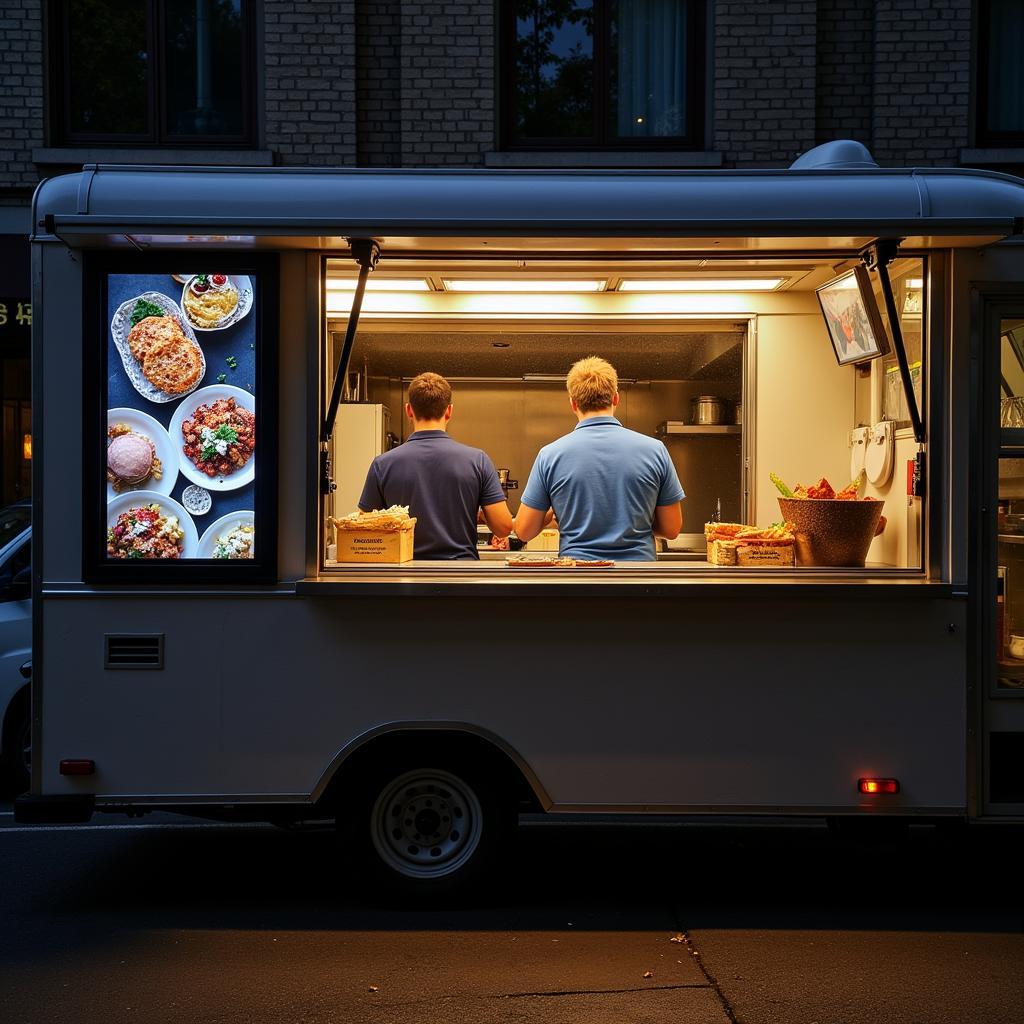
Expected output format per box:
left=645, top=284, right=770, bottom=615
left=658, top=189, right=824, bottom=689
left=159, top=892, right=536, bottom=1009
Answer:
left=321, top=239, right=380, bottom=495
left=862, top=239, right=926, bottom=445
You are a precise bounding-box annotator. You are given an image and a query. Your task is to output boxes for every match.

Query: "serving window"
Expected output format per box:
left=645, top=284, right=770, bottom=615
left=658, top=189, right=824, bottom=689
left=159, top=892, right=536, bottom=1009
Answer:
left=318, top=253, right=929, bottom=578
left=83, top=254, right=278, bottom=583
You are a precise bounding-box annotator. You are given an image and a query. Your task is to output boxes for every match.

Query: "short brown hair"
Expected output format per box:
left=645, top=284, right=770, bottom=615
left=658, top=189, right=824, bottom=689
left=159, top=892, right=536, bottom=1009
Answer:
left=408, top=371, right=453, bottom=420
left=566, top=356, right=618, bottom=413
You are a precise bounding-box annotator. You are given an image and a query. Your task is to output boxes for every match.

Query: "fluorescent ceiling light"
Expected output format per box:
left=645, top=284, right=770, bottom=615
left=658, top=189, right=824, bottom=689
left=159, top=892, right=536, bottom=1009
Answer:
left=443, top=279, right=606, bottom=292
left=326, top=278, right=430, bottom=292
left=906, top=278, right=923, bottom=289
left=618, top=278, right=783, bottom=292
left=326, top=292, right=757, bottom=316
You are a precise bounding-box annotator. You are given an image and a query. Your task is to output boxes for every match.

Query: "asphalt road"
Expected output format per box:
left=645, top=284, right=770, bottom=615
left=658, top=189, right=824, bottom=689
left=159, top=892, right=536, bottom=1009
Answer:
left=0, top=805, right=1022, bottom=1024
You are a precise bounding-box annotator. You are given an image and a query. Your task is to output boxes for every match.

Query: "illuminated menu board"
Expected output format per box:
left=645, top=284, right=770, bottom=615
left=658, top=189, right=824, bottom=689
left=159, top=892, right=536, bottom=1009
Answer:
left=104, top=273, right=257, bottom=562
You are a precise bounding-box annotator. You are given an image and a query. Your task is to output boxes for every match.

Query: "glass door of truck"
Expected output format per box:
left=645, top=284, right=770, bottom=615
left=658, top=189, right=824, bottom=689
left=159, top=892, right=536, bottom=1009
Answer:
left=981, top=309, right=1024, bottom=812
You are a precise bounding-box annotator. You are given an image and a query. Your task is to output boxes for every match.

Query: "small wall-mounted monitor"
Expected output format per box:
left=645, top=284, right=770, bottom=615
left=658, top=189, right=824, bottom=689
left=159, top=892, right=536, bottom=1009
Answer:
left=816, top=265, right=890, bottom=366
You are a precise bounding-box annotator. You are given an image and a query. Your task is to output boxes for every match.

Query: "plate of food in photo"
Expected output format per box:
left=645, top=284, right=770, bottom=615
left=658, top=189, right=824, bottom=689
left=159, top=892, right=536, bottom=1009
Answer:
left=106, top=407, right=178, bottom=500
left=168, top=383, right=256, bottom=491
left=106, top=491, right=198, bottom=560
left=180, top=274, right=253, bottom=332
left=197, top=511, right=255, bottom=560
left=110, top=291, right=206, bottom=403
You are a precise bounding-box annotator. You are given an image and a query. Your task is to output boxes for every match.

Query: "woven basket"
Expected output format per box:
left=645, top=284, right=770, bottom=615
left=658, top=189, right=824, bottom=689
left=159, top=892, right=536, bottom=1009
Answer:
left=777, top=497, right=883, bottom=567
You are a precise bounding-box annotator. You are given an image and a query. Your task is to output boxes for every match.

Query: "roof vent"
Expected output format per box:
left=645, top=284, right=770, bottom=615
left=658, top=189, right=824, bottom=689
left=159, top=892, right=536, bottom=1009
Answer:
left=789, top=140, right=879, bottom=171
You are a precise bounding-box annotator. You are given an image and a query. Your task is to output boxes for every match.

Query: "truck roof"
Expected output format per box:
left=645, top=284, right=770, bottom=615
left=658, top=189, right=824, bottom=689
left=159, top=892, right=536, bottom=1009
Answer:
left=31, top=141, right=1024, bottom=253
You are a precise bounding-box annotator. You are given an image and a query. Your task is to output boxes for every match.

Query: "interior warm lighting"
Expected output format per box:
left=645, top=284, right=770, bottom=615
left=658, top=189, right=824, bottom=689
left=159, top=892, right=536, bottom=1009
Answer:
left=906, top=278, right=924, bottom=289
left=443, top=279, right=606, bottom=293
left=858, top=777, right=900, bottom=794
left=618, top=278, right=784, bottom=292
left=327, top=290, right=758, bottom=316
left=22, top=434, right=31, bottom=461
left=325, top=278, right=430, bottom=292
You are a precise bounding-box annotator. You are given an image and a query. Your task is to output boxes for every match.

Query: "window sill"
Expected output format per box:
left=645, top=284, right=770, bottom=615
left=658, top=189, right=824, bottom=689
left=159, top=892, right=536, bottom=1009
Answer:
left=484, top=151, right=723, bottom=169
left=298, top=570, right=946, bottom=598
left=960, top=148, right=1024, bottom=165
left=33, top=147, right=275, bottom=168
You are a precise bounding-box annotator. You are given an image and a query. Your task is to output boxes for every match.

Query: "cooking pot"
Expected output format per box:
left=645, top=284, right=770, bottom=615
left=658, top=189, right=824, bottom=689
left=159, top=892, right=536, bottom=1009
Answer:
left=691, top=395, right=727, bottom=425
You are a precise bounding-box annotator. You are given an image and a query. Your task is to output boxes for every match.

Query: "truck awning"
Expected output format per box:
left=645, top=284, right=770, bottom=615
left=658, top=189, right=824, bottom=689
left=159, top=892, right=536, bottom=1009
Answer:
left=32, top=141, right=1024, bottom=253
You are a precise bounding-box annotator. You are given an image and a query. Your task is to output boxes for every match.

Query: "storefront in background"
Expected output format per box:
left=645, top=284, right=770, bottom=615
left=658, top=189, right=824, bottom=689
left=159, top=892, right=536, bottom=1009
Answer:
left=0, top=233, right=31, bottom=505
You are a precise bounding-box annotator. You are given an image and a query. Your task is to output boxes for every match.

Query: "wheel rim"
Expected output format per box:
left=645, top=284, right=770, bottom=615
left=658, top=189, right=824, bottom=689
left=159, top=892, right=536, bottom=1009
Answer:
left=369, top=768, right=483, bottom=880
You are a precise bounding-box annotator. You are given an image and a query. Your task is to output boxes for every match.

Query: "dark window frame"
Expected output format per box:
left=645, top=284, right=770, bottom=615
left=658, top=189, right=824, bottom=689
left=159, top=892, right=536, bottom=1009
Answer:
left=976, top=0, right=1024, bottom=148
left=499, top=0, right=706, bottom=151
left=48, top=0, right=256, bottom=148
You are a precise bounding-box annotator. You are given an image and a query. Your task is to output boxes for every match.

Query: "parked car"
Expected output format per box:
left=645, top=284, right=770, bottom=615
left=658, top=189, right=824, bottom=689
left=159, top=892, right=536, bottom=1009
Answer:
left=0, top=501, right=31, bottom=794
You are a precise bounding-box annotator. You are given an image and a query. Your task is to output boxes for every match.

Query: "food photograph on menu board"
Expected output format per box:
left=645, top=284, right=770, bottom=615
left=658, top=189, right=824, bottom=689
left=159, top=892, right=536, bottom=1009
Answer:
left=105, top=273, right=256, bottom=561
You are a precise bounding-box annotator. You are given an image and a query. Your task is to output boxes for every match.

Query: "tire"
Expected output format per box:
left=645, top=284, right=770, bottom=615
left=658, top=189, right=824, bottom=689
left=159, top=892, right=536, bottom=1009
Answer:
left=338, top=756, right=514, bottom=901
left=1, top=695, right=30, bottom=796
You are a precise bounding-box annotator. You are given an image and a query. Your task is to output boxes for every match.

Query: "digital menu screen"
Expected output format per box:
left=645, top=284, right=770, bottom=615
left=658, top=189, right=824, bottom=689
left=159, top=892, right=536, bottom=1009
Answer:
left=104, top=273, right=257, bottom=561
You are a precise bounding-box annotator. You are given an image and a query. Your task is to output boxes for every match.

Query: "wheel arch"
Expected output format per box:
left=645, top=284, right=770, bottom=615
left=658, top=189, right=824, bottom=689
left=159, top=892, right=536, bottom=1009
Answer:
left=312, top=722, right=552, bottom=814
left=1, top=682, right=29, bottom=757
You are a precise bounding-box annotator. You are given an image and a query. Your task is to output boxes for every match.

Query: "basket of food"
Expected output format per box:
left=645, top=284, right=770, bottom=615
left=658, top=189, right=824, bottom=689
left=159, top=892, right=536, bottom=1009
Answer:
left=772, top=473, right=885, bottom=567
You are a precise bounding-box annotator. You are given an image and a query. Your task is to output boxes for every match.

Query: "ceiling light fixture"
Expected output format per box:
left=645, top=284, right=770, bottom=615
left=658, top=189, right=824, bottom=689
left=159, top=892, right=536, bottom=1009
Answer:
left=618, top=278, right=784, bottom=292
left=443, top=279, right=606, bottom=293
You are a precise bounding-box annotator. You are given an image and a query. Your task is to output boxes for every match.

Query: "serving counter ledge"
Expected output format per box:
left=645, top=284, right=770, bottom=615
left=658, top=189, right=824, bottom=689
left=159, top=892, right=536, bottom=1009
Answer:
left=300, top=564, right=954, bottom=599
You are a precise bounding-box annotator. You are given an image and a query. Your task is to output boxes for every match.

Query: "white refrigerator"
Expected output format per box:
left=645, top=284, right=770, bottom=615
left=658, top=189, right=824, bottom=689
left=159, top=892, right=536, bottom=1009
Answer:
left=332, top=403, right=391, bottom=518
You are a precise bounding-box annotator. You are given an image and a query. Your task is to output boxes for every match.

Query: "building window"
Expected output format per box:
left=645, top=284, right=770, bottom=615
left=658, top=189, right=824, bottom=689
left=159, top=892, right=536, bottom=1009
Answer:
left=977, top=0, right=1024, bottom=146
left=50, top=0, right=253, bottom=146
left=502, top=0, right=705, bottom=150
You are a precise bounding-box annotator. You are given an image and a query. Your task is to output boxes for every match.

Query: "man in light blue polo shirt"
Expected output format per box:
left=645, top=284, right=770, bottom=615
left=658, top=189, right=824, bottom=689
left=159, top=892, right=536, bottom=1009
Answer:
left=515, top=356, right=684, bottom=561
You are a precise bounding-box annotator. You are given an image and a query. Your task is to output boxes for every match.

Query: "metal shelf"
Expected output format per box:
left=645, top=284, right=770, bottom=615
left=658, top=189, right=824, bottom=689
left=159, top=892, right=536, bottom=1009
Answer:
left=657, top=423, right=742, bottom=437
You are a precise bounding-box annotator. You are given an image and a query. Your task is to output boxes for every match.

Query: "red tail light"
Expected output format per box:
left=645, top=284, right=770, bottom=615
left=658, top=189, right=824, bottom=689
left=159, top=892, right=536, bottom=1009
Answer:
left=59, top=759, right=95, bottom=776
left=858, top=777, right=899, bottom=794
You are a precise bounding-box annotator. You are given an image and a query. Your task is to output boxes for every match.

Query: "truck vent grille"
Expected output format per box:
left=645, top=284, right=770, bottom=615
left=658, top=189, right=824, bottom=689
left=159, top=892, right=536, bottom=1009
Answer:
left=104, top=634, right=164, bottom=670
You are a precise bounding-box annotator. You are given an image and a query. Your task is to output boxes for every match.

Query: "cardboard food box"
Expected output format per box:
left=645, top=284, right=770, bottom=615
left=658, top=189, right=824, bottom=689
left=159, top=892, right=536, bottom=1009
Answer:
left=525, top=527, right=560, bottom=552
left=335, top=524, right=415, bottom=563
left=735, top=543, right=794, bottom=567
left=708, top=539, right=738, bottom=565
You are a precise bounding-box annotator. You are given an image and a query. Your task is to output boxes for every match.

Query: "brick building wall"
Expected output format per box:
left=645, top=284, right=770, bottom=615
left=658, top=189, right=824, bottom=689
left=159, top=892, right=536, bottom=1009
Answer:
left=816, top=0, right=874, bottom=147
left=0, top=0, right=45, bottom=200
left=714, top=0, right=818, bottom=166
left=398, top=1, right=495, bottom=166
left=264, top=0, right=358, bottom=166
left=872, top=0, right=971, bottom=165
left=0, top=0, right=994, bottom=201
left=356, top=0, right=402, bottom=166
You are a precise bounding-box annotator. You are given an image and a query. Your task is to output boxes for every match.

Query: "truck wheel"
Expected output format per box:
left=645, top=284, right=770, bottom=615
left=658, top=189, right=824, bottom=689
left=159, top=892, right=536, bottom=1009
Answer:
left=1, top=697, right=30, bottom=796
left=340, top=761, right=512, bottom=899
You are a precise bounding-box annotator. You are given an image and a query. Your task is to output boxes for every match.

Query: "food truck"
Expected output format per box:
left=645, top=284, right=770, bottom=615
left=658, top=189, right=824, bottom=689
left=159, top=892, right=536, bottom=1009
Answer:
left=16, top=140, right=1024, bottom=893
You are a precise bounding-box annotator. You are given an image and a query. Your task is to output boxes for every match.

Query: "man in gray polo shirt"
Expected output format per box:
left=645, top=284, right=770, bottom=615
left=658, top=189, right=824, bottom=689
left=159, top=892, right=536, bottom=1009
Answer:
left=358, top=372, right=513, bottom=560
left=515, top=357, right=684, bottom=561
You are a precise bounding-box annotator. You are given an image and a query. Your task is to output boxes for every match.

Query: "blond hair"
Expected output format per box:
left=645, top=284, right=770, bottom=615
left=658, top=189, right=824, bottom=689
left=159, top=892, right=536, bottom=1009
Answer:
left=408, top=371, right=452, bottom=420
left=566, top=356, right=618, bottom=413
